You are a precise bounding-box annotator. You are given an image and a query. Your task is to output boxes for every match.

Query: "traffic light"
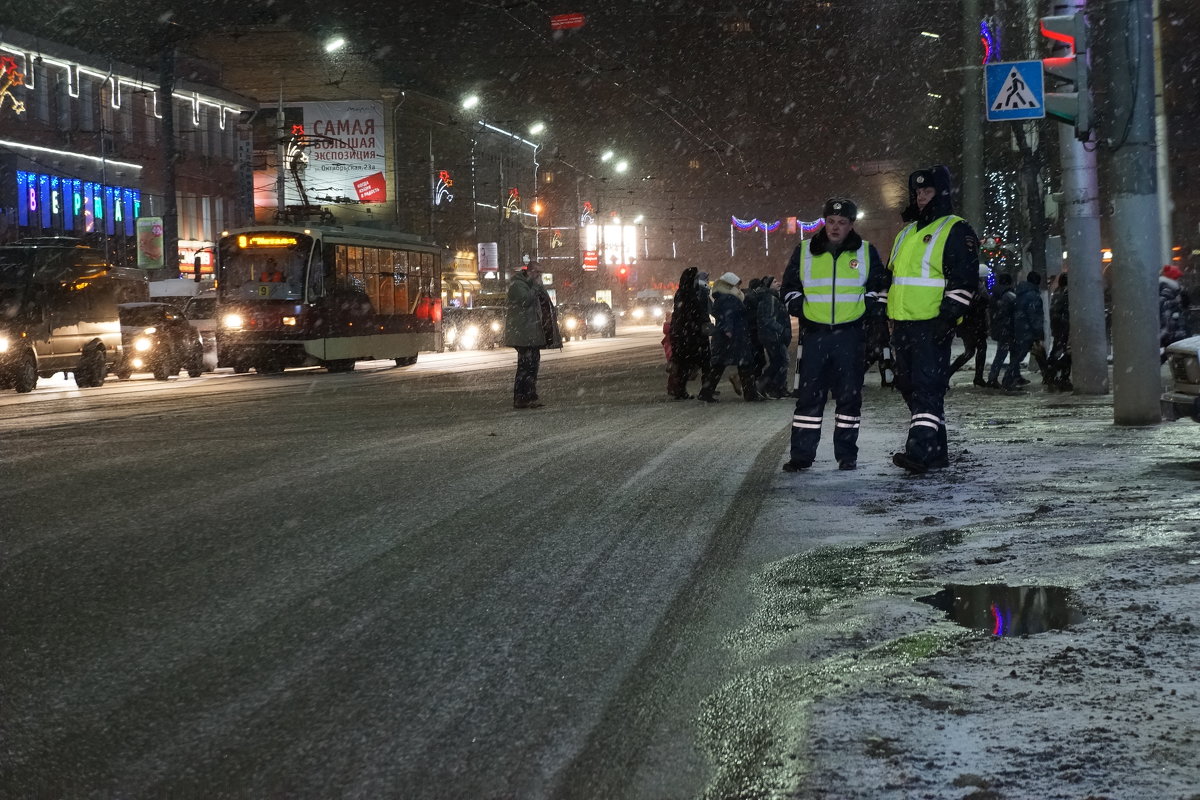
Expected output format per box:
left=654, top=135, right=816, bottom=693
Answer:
left=617, top=266, right=629, bottom=283
left=1040, top=12, right=1091, bottom=140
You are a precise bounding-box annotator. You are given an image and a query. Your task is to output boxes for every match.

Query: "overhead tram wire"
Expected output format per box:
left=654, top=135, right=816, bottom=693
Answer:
left=465, top=0, right=750, bottom=179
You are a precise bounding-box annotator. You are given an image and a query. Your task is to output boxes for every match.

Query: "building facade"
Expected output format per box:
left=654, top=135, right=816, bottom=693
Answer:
left=0, top=28, right=255, bottom=275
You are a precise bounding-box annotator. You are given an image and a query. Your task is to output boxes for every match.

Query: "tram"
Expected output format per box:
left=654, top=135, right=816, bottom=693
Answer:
left=215, top=225, right=442, bottom=374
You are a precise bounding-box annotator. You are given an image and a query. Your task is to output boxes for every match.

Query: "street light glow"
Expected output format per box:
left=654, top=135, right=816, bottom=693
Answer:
left=461, top=94, right=480, bottom=110
left=600, top=150, right=614, bottom=162
left=920, top=31, right=941, bottom=38
left=634, top=215, right=644, bottom=224
left=529, top=122, right=546, bottom=135
left=614, top=159, right=629, bottom=173
left=324, top=36, right=347, bottom=52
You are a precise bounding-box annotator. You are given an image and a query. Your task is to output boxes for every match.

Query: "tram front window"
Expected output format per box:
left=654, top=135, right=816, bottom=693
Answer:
left=220, top=237, right=310, bottom=301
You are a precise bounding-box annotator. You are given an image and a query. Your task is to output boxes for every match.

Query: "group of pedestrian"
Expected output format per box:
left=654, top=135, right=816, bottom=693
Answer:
left=665, top=268, right=793, bottom=402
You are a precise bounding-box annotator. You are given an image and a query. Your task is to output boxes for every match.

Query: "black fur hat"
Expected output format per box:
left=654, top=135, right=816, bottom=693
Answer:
left=823, top=198, right=858, bottom=221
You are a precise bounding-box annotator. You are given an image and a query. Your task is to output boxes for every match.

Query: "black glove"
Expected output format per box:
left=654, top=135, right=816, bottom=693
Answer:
left=787, top=297, right=805, bottom=317
left=934, top=311, right=958, bottom=341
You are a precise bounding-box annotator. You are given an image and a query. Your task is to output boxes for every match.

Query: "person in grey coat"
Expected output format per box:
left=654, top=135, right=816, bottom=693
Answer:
left=504, top=262, right=561, bottom=408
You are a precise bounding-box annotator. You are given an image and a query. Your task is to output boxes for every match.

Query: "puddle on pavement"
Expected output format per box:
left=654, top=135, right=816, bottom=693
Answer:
left=916, top=583, right=1084, bottom=636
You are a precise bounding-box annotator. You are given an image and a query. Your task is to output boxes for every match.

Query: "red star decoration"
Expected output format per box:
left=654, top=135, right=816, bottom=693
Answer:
left=291, top=124, right=305, bottom=135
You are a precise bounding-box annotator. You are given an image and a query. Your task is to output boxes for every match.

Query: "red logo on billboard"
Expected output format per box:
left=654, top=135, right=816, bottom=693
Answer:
left=353, top=171, right=388, bottom=203
left=550, top=12, right=586, bottom=30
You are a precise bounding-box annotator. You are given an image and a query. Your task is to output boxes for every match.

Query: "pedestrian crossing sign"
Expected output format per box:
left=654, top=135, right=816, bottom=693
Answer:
left=985, top=60, right=1045, bottom=122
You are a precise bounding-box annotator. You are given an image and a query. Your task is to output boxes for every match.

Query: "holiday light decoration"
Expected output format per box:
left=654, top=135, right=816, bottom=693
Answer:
left=730, top=216, right=782, bottom=232
left=800, top=218, right=825, bottom=234
left=0, top=55, right=26, bottom=116
left=980, top=20, right=998, bottom=64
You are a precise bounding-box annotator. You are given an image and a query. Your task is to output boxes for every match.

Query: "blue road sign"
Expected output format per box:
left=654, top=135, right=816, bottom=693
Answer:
left=985, top=60, right=1045, bottom=122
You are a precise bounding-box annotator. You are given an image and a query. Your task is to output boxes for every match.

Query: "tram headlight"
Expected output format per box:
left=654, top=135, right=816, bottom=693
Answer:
left=0, top=335, right=8, bottom=353
left=490, top=320, right=501, bottom=333
left=142, top=326, right=157, bottom=334
left=222, top=313, right=245, bottom=330
left=282, top=316, right=297, bottom=326
left=133, top=336, right=153, bottom=352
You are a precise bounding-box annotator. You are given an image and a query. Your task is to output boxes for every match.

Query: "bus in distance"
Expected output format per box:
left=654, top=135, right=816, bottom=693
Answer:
left=215, top=225, right=443, bottom=374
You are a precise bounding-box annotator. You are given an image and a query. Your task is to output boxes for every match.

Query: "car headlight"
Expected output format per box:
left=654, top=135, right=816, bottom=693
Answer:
left=466, top=324, right=480, bottom=336
left=133, top=336, right=153, bottom=352
left=142, top=326, right=157, bottom=334
left=282, top=316, right=297, bottom=326
left=632, top=307, right=645, bottom=320
left=565, top=318, right=578, bottom=330
left=222, top=313, right=244, bottom=330
left=460, top=329, right=479, bottom=349
left=446, top=327, right=458, bottom=344
left=131, top=356, right=145, bottom=369
left=652, top=307, right=663, bottom=318
left=0, top=335, right=8, bottom=353
left=490, top=320, right=501, bottom=332
left=591, top=314, right=608, bottom=327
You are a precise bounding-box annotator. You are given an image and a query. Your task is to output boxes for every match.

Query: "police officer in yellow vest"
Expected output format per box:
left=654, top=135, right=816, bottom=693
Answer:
left=884, top=165, right=980, bottom=473
left=780, top=198, right=887, bottom=471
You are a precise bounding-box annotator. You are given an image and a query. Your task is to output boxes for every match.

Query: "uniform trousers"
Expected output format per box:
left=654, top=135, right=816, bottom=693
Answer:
left=892, top=319, right=951, bottom=465
left=790, top=322, right=866, bottom=464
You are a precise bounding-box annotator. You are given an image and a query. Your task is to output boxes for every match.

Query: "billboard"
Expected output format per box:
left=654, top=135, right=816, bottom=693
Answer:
left=256, top=101, right=387, bottom=207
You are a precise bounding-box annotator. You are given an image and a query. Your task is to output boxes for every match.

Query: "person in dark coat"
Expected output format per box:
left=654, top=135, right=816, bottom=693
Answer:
left=756, top=275, right=792, bottom=398
left=743, top=277, right=767, bottom=387
left=949, top=267, right=991, bottom=386
left=698, top=272, right=762, bottom=402
left=1004, top=272, right=1048, bottom=389
left=504, top=261, right=560, bottom=408
left=1160, top=264, right=1192, bottom=354
left=985, top=273, right=1016, bottom=388
left=667, top=266, right=711, bottom=399
left=1046, top=272, right=1072, bottom=390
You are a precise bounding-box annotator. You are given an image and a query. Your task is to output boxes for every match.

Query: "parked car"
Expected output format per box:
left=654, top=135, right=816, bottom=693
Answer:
left=0, top=241, right=147, bottom=393
left=585, top=301, right=616, bottom=338
left=1161, top=334, right=1200, bottom=422
left=442, top=306, right=504, bottom=351
left=115, top=302, right=205, bottom=380
left=182, top=292, right=218, bottom=371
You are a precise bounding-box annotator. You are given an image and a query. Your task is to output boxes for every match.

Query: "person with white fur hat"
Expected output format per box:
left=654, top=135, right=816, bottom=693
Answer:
left=696, top=271, right=762, bottom=402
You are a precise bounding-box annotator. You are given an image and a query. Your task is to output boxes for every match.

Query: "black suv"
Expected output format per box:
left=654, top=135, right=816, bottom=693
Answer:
left=115, top=302, right=205, bottom=380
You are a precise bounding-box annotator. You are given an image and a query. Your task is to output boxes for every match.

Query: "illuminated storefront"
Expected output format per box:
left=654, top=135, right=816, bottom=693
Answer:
left=16, top=170, right=141, bottom=237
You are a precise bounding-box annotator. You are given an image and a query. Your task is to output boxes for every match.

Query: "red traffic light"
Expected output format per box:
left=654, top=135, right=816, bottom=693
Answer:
left=618, top=266, right=628, bottom=277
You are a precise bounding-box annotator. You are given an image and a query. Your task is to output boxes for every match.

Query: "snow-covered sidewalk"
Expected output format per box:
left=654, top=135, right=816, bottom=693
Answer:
left=701, top=369, right=1200, bottom=798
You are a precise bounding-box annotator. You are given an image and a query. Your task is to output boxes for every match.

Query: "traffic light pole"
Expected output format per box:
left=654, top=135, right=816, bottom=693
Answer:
left=1050, top=0, right=1107, bottom=395
left=1097, top=0, right=1163, bottom=424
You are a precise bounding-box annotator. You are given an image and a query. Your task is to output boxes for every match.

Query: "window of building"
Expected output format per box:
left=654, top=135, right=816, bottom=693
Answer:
left=78, top=75, right=95, bottom=132
left=543, top=171, right=555, bottom=184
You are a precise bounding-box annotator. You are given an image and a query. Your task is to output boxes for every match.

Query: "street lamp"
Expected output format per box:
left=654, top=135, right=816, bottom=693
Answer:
left=461, top=94, right=481, bottom=110
left=529, top=121, right=546, bottom=136
left=324, top=36, right=347, bottom=53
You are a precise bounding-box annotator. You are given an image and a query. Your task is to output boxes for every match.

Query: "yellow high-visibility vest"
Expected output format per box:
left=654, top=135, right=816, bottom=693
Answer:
left=799, top=239, right=869, bottom=325
left=887, top=215, right=962, bottom=321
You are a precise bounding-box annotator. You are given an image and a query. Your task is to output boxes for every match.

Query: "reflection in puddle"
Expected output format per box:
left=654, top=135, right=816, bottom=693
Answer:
left=916, top=583, right=1084, bottom=636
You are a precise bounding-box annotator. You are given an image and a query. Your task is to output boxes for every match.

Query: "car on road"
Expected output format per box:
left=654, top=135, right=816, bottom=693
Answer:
left=442, top=306, right=504, bottom=351
left=0, top=241, right=148, bottom=393
left=1161, top=334, right=1200, bottom=422
left=584, top=301, right=616, bottom=338
left=621, top=297, right=668, bottom=324
left=558, top=303, right=588, bottom=341
left=115, top=302, right=205, bottom=381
